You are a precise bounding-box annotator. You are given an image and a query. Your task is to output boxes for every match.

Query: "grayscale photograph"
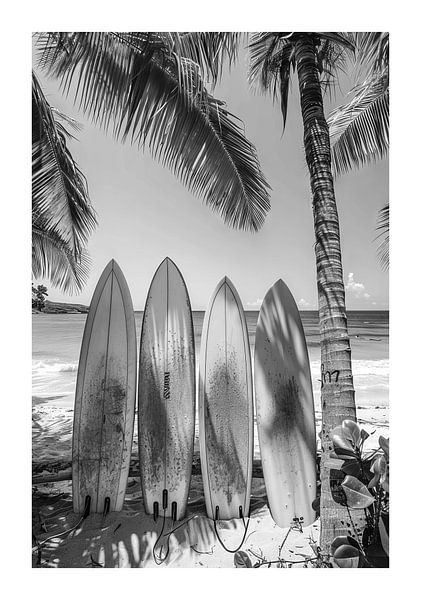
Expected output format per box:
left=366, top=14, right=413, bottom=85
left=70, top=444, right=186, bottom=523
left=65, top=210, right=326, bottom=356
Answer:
left=31, top=30, right=389, bottom=569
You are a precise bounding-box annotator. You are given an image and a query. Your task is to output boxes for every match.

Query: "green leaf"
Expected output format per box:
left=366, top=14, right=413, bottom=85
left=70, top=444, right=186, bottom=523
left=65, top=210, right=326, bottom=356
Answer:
left=371, top=454, right=387, bottom=475
left=311, top=495, right=320, bottom=513
left=341, top=458, right=362, bottom=478
left=330, top=424, right=354, bottom=444
left=368, top=472, right=380, bottom=489
left=379, top=513, right=389, bottom=556
left=379, top=436, right=389, bottom=459
left=342, top=420, right=361, bottom=446
left=341, top=475, right=375, bottom=509
left=331, top=430, right=357, bottom=459
left=331, top=535, right=361, bottom=555
left=234, top=550, right=252, bottom=568
left=371, top=447, right=389, bottom=491
left=360, top=429, right=370, bottom=444
left=333, top=544, right=361, bottom=568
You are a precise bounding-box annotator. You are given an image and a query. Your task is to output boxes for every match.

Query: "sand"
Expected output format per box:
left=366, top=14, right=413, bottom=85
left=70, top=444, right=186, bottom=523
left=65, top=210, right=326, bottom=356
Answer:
left=32, top=477, right=322, bottom=568
left=32, top=397, right=388, bottom=568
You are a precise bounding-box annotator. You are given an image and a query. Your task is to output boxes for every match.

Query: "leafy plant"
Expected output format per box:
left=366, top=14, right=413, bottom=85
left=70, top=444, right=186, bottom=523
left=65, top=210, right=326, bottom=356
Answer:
left=329, top=420, right=389, bottom=568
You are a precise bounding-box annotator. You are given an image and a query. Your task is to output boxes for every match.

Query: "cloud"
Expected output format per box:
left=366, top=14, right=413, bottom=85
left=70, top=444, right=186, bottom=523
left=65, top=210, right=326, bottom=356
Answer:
left=298, top=298, right=312, bottom=309
left=345, top=273, right=371, bottom=300
left=246, top=298, right=263, bottom=308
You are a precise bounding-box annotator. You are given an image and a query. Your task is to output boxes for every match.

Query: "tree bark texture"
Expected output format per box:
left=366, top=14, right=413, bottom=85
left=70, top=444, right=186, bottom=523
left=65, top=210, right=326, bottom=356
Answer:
left=295, top=34, right=363, bottom=555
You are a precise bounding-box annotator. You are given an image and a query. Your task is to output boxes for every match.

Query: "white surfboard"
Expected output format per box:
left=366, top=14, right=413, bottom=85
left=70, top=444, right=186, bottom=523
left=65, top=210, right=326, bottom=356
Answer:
left=199, top=277, right=253, bottom=521
left=254, top=278, right=317, bottom=527
left=138, top=258, right=195, bottom=521
left=72, top=260, right=137, bottom=514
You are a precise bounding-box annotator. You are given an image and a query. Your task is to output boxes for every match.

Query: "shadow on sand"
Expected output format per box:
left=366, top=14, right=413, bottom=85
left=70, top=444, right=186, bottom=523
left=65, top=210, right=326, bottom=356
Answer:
left=32, top=475, right=268, bottom=568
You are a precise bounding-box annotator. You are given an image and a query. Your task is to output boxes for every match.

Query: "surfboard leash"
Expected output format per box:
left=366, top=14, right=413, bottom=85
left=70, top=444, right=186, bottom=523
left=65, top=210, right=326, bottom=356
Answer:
left=212, top=505, right=250, bottom=554
left=152, top=510, right=170, bottom=565
left=152, top=490, right=177, bottom=565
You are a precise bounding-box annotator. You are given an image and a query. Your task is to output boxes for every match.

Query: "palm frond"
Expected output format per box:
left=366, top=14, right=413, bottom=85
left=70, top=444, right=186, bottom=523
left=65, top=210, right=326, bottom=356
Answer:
left=164, top=32, right=243, bottom=85
left=248, top=33, right=294, bottom=129
left=32, top=224, right=91, bottom=293
left=32, top=71, right=97, bottom=257
left=248, top=33, right=289, bottom=91
left=35, top=32, right=270, bottom=231
left=249, top=32, right=354, bottom=127
left=317, top=32, right=355, bottom=52
left=328, top=71, right=389, bottom=175
left=316, top=36, right=350, bottom=94
left=353, top=32, right=389, bottom=78
left=375, top=203, right=389, bottom=270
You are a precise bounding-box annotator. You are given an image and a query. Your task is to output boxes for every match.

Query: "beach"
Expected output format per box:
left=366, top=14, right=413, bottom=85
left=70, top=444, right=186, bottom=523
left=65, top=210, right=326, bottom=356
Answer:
left=32, top=310, right=389, bottom=568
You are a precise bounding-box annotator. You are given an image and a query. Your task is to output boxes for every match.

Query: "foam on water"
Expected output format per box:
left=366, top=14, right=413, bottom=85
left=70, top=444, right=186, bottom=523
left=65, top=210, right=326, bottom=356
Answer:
left=32, top=360, right=78, bottom=374
left=32, top=359, right=78, bottom=398
left=32, top=311, right=389, bottom=412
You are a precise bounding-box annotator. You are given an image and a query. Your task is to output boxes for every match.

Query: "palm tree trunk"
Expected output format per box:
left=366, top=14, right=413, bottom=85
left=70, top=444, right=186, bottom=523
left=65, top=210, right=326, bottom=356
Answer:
left=294, top=35, right=361, bottom=555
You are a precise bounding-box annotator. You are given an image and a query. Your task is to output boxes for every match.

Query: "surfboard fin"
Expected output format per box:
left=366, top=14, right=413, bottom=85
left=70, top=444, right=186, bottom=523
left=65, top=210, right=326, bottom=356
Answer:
left=153, top=501, right=159, bottom=522
left=83, top=495, right=91, bottom=519
left=103, top=497, right=110, bottom=518
left=171, top=501, right=177, bottom=522
left=162, top=489, right=168, bottom=510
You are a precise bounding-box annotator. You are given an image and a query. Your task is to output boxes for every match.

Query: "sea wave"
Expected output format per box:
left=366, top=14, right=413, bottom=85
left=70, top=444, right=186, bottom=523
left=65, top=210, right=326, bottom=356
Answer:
left=32, top=360, right=78, bottom=375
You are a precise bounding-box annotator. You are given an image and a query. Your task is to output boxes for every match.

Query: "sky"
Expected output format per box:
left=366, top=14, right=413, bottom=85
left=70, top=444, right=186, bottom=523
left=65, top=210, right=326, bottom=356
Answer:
left=34, top=42, right=389, bottom=311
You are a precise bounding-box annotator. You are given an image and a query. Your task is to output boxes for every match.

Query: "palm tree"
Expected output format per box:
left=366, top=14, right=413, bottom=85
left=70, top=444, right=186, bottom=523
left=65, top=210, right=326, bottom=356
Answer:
left=32, top=71, right=97, bottom=292
left=176, top=31, right=361, bottom=553
left=33, top=33, right=271, bottom=234
left=244, top=32, right=359, bottom=553
left=177, top=32, right=356, bottom=552
left=328, top=32, right=389, bottom=268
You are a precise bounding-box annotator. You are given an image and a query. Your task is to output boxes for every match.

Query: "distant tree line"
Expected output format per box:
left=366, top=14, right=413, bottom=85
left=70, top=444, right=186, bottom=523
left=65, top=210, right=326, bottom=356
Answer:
left=32, top=284, right=48, bottom=311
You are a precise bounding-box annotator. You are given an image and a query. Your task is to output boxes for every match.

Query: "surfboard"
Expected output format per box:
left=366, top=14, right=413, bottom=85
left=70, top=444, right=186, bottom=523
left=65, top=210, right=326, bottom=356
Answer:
left=138, top=258, right=195, bottom=521
left=199, top=277, right=253, bottom=521
left=72, top=260, right=137, bottom=514
left=254, top=278, right=317, bottom=528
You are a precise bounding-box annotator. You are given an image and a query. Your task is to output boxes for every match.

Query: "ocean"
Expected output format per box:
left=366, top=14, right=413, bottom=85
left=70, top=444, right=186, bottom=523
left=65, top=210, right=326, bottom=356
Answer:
left=32, top=310, right=389, bottom=414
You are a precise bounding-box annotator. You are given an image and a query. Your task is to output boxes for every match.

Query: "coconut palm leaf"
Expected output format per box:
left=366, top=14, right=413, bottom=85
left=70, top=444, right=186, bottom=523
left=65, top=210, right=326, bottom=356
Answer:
left=328, top=32, right=389, bottom=175
left=32, top=71, right=97, bottom=291
left=327, top=32, right=389, bottom=269
left=328, top=72, right=389, bottom=175
left=353, top=32, right=389, bottom=77
left=164, top=32, right=243, bottom=85
left=248, top=33, right=353, bottom=129
left=32, top=71, right=97, bottom=255
left=32, top=223, right=91, bottom=293
left=34, top=32, right=270, bottom=232
left=376, top=203, right=389, bottom=270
